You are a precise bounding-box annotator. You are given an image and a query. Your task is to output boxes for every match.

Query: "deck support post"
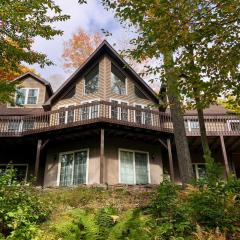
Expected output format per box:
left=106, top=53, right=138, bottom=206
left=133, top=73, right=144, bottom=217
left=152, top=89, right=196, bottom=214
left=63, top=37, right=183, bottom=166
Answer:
left=35, top=139, right=42, bottom=180
left=220, top=135, right=230, bottom=178
left=100, top=129, right=105, bottom=184
left=167, top=138, right=175, bottom=182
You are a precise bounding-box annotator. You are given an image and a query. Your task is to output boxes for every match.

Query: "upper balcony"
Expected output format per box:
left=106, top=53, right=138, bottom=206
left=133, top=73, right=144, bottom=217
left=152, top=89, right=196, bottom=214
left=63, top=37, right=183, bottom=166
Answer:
left=0, top=101, right=239, bottom=137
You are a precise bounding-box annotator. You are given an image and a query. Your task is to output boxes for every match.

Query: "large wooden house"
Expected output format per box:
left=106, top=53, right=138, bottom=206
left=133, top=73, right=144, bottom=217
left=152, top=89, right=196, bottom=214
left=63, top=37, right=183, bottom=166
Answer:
left=0, top=41, right=239, bottom=186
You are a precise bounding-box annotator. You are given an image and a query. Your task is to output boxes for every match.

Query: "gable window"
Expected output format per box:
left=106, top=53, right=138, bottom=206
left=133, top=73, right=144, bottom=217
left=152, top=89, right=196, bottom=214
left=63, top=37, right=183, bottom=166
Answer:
left=119, top=149, right=150, bottom=184
left=110, top=100, right=128, bottom=121
left=58, top=104, right=76, bottom=124
left=16, top=88, right=39, bottom=105
left=111, top=64, right=126, bottom=95
left=192, top=163, right=207, bottom=179
left=58, top=149, right=88, bottom=186
left=135, top=104, right=152, bottom=125
left=227, top=120, right=240, bottom=132
left=84, top=65, right=99, bottom=94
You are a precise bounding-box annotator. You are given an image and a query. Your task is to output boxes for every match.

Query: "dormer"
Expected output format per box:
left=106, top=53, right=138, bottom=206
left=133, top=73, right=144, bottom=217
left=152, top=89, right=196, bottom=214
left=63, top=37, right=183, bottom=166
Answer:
left=11, top=72, right=53, bottom=108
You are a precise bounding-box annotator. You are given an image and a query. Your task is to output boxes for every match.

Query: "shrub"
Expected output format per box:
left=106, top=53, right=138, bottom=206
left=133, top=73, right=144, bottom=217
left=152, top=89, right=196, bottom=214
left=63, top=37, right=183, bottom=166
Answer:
left=0, top=168, right=50, bottom=239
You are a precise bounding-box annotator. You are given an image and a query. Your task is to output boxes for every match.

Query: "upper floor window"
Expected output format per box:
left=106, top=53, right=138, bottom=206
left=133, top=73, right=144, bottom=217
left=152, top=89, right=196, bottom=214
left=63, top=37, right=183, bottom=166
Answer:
left=185, top=119, right=199, bottom=132
left=16, top=88, right=39, bottom=105
left=84, top=64, right=99, bottom=94
left=111, top=64, right=126, bottom=95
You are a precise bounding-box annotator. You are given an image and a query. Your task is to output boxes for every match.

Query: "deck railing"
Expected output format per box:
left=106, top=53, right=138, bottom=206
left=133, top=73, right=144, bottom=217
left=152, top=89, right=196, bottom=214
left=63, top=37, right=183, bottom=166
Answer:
left=0, top=101, right=239, bottom=137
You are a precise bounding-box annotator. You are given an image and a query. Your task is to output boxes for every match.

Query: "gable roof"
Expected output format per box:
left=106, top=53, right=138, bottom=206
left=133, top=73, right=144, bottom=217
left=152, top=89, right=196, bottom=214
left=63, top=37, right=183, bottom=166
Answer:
left=43, top=40, right=159, bottom=109
left=13, top=72, right=53, bottom=96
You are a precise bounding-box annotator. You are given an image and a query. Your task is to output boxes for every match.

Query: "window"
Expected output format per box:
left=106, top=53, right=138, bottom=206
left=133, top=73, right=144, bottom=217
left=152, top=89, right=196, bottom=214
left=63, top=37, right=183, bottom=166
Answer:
left=193, top=163, right=207, bottom=179
left=135, top=104, right=152, bottom=125
left=8, top=121, right=21, bottom=132
left=15, top=88, right=39, bottom=105
left=185, top=119, right=199, bottom=131
left=22, top=120, right=35, bottom=131
left=58, top=149, right=88, bottom=186
left=110, top=100, right=128, bottom=121
left=84, top=65, right=99, bottom=94
left=227, top=120, right=240, bottom=132
left=81, top=100, right=100, bottom=120
left=58, top=104, right=76, bottom=124
left=0, top=164, right=28, bottom=182
left=111, top=64, right=126, bottom=95
left=119, top=149, right=150, bottom=184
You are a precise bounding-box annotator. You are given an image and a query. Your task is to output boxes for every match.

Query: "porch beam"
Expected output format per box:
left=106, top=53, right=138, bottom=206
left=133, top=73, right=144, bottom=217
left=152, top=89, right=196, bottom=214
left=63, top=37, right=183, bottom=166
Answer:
left=100, top=128, right=105, bottom=183
left=35, top=139, right=42, bottom=178
left=220, top=135, right=230, bottom=177
left=167, top=138, right=175, bottom=182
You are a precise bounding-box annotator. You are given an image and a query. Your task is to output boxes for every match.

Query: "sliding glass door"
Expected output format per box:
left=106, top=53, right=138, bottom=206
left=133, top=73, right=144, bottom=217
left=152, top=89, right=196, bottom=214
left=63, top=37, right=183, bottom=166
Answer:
left=59, top=149, right=88, bottom=186
left=120, top=149, right=149, bottom=184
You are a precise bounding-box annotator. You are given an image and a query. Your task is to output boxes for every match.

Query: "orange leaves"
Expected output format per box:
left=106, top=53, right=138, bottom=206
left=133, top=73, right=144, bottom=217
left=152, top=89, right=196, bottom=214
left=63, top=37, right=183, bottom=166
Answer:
left=62, top=28, right=103, bottom=72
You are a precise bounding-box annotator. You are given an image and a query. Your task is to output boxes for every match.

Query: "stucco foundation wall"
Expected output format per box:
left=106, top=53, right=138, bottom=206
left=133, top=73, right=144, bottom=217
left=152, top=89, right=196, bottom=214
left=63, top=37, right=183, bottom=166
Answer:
left=104, top=137, right=163, bottom=185
left=44, top=138, right=100, bottom=187
left=43, top=135, right=163, bottom=187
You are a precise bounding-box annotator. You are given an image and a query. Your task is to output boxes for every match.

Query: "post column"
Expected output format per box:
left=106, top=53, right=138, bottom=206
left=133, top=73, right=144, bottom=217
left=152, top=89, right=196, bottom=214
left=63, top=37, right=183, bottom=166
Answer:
left=100, top=129, right=105, bottom=183
left=35, top=139, right=42, bottom=180
left=220, top=135, right=230, bottom=177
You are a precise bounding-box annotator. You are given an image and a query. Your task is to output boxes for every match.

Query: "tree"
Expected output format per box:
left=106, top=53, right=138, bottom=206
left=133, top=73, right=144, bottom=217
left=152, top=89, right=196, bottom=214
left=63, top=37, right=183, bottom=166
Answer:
left=85, top=0, right=195, bottom=183
left=62, top=28, right=103, bottom=72
left=0, top=0, right=70, bottom=104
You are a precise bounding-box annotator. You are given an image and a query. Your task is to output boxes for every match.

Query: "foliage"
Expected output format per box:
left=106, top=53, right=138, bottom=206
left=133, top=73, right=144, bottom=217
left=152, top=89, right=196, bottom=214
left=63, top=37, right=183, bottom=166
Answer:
left=62, top=28, right=103, bottom=72
left=0, top=0, right=70, bottom=104
left=0, top=169, right=51, bottom=239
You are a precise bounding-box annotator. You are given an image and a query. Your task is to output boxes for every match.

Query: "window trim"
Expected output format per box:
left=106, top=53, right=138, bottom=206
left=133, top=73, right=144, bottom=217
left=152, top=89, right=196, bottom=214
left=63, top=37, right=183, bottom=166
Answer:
left=133, top=103, right=153, bottom=125
left=227, top=120, right=240, bottom=131
left=111, top=63, right=128, bottom=95
left=80, top=99, right=100, bottom=120
left=57, top=148, right=89, bottom=186
left=83, top=64, right=99, bottom=95
left=185, top=119, right=200, bottom=132
left=0, top=164, right=28, bottom=182
left=15, top=88, right=39, bottom=105
left=118, top=148, right=151, bottom=185
left=57, top=103, right=77, bottom=124
left=109, top=98, right=129, bottom=121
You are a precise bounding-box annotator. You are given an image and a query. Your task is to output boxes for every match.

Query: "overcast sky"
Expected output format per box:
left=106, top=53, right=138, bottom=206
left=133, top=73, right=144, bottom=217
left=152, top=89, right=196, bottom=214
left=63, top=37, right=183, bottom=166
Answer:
left=30, top=0, right=125, bottom=90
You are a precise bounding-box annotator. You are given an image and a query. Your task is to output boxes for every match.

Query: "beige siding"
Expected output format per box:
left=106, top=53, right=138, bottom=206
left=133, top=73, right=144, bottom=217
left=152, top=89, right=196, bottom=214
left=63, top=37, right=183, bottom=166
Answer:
left=15, top=77, right=47, bottom=108
left=52, top=56, right=157, bottom=110
left=44, top=136, right=163, bottom=187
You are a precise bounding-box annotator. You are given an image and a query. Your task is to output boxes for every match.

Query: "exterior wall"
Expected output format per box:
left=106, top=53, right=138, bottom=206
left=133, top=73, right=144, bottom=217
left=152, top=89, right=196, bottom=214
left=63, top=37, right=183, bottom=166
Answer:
left=43, top=135, right=163, bottom=187
left=52, top=56, right=155, bottom=110
left=13, top=77, right=47, bottom=108
left=105, top=137, right=163, bottom=185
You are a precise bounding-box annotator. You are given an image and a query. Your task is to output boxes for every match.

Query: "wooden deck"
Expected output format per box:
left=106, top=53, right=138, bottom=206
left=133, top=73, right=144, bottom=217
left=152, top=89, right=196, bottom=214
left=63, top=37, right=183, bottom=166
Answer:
left=0, top=101, right=239, bottom=137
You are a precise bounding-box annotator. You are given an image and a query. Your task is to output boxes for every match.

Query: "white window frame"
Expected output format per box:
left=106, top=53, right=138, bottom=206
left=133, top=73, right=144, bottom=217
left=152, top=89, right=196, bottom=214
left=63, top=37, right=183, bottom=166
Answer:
left=0, top=164, right=28, bottom=182
left=185, top=119, right=200, bottom=132
left=7, top=119, right=35, bottom=133
left=15, top=88, right=39, bottom=105
left=118, top=148, right=151, bottom=184
left=192, top=163, right=206, bottom=179
left=57, top=148, right=89, bottom=186
left=227, top=120, right=240, bottom=131
left=80, top=99, right=100, bottom=120
left=111, top=66, right=128, bottom=96
left=110, top=98, right=129, bottom=121
left=57, top=103, right=77, bottom=124
left=133, top=103, right=153, bottom=125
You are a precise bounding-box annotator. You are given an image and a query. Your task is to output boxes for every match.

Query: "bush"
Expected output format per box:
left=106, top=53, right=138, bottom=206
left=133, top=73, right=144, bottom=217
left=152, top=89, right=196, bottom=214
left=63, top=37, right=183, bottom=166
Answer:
left=0, top=168, right=51, bottom=239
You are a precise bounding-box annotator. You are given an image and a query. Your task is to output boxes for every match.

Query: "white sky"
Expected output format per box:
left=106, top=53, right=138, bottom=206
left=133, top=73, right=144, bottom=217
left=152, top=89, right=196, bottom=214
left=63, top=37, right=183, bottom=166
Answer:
left=30, top=0, right=160, bottom=92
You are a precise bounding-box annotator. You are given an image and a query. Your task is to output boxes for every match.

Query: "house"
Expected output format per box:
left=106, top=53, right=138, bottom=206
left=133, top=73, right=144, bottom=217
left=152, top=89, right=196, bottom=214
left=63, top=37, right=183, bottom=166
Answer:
left=0, top=41, right=239, bottom=186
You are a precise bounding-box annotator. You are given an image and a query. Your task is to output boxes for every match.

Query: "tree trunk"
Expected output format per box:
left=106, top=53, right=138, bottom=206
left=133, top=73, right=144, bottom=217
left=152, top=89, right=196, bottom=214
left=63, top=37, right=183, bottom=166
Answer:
left=195, top=99, right=211, bottom=159
left=164, top=51, right=193, bottom=185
